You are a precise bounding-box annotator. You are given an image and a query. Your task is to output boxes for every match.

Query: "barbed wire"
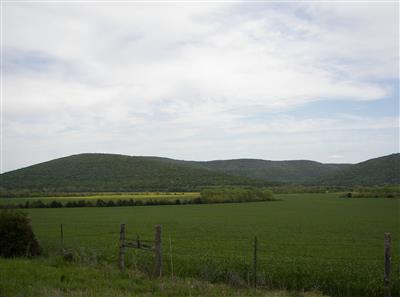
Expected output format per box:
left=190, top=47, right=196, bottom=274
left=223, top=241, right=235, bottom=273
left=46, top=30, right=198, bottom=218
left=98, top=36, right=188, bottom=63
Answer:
left=46, top=224, right=398, bottom=266
left=53, top=242, right=385, bottom=264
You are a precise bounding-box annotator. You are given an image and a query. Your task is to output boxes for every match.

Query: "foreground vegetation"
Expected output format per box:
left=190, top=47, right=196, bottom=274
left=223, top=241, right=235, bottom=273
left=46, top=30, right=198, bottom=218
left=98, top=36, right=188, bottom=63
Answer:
left=11, top=193, right=399, bottom=297
left=0, top=258, right=327, bottom=297
left=0, top=210, right=42, bottom=257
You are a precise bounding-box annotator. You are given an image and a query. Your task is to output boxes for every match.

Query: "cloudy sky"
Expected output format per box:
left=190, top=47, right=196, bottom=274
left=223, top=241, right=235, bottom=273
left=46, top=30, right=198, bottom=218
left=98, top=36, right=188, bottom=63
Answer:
left=1, top=1, right=399, bottom=173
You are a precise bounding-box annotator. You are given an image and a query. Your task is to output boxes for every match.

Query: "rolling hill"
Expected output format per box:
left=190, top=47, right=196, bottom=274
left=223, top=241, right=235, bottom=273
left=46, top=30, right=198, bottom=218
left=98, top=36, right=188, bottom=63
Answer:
left=319, top=153, right=400, bottom=186
left=0, top=153, right=271, bottom=192
left=0, top=153, right=398, bottom=193
left=125, top=157, right=351, bottom=183
left=186, top=159, right=351, bottom=183
left=180, top=155, right=399, bottom=186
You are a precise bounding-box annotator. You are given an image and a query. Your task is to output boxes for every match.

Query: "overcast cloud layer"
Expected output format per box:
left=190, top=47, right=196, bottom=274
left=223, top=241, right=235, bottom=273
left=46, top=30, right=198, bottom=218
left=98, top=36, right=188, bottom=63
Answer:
left=1, top=2, right=399, bottom=173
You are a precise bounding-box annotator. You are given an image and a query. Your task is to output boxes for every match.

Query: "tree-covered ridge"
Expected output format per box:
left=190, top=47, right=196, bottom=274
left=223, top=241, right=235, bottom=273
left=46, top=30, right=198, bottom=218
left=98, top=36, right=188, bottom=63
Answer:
left=0, top=153, right=398, bottom=194
left=154, top=154, right=399, bottom=186
left=319, top=153, right=400, bottom=186
left=0, top=153, right=272, bottom=193
left=187, top=159, right=351, bottom=183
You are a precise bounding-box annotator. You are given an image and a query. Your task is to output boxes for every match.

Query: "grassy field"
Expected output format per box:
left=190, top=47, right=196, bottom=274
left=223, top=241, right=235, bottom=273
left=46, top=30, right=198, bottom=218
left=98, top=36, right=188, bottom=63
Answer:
left=0, top=258, right=329, bottom=297
left=7, top=193, right=400, bottom=297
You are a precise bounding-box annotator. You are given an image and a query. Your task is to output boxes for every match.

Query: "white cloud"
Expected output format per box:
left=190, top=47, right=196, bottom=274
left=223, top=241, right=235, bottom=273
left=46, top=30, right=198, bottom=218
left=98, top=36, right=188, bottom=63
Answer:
left=1, top=2, right=399, bottom=172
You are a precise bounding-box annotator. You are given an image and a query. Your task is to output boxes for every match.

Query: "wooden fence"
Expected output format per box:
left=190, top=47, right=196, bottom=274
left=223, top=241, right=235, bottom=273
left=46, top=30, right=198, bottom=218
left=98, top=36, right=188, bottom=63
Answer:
left=59, top=224, right=395, bottom=294
left=119, top=224, right=162, bottom=277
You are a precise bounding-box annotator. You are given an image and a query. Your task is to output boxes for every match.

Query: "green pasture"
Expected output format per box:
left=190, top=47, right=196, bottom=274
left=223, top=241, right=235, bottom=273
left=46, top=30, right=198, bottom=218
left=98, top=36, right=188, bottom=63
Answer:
left=17, top=194, right=400, bottom=296
left=0, top=258, right=328, bottom=297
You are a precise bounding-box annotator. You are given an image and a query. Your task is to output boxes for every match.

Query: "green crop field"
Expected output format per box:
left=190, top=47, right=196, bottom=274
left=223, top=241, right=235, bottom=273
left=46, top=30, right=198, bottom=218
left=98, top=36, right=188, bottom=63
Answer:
left=13, top=193, right=400, bottom=297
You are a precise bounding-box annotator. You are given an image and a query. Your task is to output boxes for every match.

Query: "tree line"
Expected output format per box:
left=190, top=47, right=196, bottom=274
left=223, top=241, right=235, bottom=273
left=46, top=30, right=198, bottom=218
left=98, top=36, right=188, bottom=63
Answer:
left=0, top=187, right=279, bottom=209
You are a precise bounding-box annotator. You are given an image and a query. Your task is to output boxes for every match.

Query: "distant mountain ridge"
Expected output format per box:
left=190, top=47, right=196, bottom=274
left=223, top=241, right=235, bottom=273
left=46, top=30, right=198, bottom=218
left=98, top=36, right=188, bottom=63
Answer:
left=186, top=159, right=351, bottom=184
left=0, top=153, right=398, bottom=192
left=0, top=154, right=271, bottom=192
left=318, top=153, right=400, bottom=186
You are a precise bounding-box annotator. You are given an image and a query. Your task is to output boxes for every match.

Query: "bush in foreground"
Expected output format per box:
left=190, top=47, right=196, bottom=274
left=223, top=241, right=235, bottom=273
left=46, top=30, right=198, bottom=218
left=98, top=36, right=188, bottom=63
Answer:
left=0, top=209, right=42, bottom=257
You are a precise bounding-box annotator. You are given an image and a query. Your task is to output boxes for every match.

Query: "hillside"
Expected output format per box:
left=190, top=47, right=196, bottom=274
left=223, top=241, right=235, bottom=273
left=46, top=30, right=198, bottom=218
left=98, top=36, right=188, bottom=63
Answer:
left=1, top=153, right=398, bottom=193
left=188, top=159, right=350, bottom=183
left=320, top=153, right=400, bottom=186
left=131, top=157, right=351, bottom=183
left=0, top=154, right=270, bottom=192
left=165, top=155, right=398, bottom=186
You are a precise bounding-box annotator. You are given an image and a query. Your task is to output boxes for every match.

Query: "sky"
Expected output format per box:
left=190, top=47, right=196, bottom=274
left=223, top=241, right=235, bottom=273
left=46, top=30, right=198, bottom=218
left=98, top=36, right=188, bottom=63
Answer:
left=1, top=1, right=399, bottom=173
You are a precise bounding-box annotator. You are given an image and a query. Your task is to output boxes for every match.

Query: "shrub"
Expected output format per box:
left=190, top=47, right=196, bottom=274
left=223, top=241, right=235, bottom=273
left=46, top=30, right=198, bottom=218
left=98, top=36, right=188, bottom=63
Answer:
left=200, top=187, right=276, bottom=203
left=340, top=186, right=400, bottom=199
left=0, top=209, right=42, bottom=257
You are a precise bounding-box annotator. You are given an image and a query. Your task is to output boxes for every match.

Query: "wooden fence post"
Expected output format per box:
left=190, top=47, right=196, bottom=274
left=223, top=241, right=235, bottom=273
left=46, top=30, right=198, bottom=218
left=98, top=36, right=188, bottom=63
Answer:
left=60, top=224, right=64, bottom=251
left=169, top=236, right=174, bottom=278
left=119, top=224, right=126, bottom=272
left=154, top=225, right=162, bottom=277
left=253, top=236, right=258, bottom=288
left=384, top=232, right=391, bottom=297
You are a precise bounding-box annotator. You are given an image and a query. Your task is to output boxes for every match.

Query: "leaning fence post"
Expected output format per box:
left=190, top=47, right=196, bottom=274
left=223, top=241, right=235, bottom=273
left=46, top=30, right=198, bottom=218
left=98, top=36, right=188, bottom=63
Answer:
left=154, top=225, right=162, bottom=277
left=137, top=234, right=141, bottom=249
left=253, top=236, right=258, bottom=288
left=119, top=224, right=126, bottom=272
left=384, top=232, right=391, bottom=297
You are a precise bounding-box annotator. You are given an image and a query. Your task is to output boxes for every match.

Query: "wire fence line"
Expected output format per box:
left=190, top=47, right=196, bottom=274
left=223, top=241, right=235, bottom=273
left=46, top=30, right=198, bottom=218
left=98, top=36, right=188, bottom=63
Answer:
left=53, top=223, right=394, bottom=263
left=59, top=235, right=385, bottom=249
left=46, top=223, right=400, bottom=296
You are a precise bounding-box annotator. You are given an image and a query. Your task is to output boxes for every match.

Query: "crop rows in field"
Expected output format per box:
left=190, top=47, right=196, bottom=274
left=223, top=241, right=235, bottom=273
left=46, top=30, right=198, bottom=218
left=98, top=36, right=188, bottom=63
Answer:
left=24, top=193, right=400, bottom=297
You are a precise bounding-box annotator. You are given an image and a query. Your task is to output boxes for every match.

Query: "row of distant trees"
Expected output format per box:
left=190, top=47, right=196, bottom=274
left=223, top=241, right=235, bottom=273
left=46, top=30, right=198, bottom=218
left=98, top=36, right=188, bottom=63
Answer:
left=341, top=186, right=399, bottom=199
left=200, top=187, right=276, bottom=203
left=0, top=185, right=351, bottom=198
left=0, top=187, right=280, bottom=209
left=0, top=198, right=197, bottom=209
left=1, top=185, right=397, bottom=200
left=0, top=188, right=193, bottom=198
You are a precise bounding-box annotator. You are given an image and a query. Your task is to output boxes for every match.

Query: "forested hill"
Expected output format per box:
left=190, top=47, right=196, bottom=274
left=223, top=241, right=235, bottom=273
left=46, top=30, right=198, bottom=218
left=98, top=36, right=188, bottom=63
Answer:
left=185, top=159, right=351, bottom=184
left=153, top=154, right=398, bottom=185
left=0, top=153, right=398, bottom=193
left=0, top=154, right=271, bottom=192
left=319, top=153, right=400, bottom=186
